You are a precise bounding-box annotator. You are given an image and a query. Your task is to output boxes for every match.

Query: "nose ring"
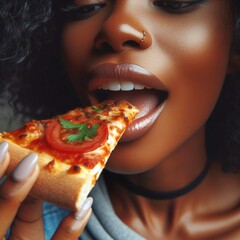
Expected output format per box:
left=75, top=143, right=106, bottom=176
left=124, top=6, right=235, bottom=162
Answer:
left=141, top=31, right=146, bottom=42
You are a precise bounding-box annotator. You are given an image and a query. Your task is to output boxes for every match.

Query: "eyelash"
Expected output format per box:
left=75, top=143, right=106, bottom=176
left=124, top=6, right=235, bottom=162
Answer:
left=61, top=0, right=204, bottom=21
left=153, top=0, right=204, bottom=13
left=60, top=3, right=106, bottom=21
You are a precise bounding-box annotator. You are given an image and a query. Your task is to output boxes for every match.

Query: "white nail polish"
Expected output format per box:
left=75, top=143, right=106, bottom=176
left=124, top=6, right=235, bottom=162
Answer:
left=71, top=197, right=93, bottom=231
left=75, top=197, right=93, bottom=220
left=12, top=153, right=38, bottom=181
left=0, top=142, right=8, bottom=164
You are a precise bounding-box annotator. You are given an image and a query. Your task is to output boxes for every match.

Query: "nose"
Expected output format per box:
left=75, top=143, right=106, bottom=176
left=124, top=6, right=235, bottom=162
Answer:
left=94, top=7, right=152, bottom=53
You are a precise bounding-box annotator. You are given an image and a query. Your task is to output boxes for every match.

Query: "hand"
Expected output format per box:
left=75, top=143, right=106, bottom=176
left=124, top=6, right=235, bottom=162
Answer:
left=0, top=142, right=92, bottom=240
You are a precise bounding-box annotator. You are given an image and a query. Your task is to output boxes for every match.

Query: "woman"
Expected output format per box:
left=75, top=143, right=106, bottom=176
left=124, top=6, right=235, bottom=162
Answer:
left=0, top=0, right=240, bottom=239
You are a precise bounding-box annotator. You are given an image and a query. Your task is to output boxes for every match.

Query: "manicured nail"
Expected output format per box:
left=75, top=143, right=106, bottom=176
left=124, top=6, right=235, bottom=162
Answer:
left=0, top=142, right=8, bottom=164
left=12, top=153, right=38, bottom=181
left=75, top=197, right=93, bottom=220
left=71, top=197, right=93, bottom=231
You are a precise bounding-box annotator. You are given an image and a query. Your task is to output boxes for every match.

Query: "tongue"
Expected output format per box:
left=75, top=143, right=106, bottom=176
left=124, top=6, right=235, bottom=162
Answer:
left=107, top=89, right=160, bottom=119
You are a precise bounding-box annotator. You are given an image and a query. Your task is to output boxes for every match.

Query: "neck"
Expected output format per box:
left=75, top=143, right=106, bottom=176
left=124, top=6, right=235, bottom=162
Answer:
left=123, top=128, right=207, bottom=193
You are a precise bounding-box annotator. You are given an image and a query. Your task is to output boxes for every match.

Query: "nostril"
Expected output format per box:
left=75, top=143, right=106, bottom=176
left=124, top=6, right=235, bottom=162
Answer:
left=94, top=26, right=151, bottom=53
left=103, top=43, right=114, bottom=52
left=98, top=42, right=114, bottom=53
left=123, top=40, right=140, bottom=48
left=97, top=41, right=139, bottom=53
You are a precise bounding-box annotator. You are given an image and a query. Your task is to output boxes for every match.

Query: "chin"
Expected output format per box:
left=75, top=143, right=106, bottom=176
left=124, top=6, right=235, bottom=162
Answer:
left=105, top=141, right=160, bottom=175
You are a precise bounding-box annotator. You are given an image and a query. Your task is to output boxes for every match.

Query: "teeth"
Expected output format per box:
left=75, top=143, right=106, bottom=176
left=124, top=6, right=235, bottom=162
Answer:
left=108, top=81, right=121, bottom=91
left=135, top=83, right=145, bottom=90
left=98, top=81, right=148, bottom=91
left=121, top=81, right=134, bottom=91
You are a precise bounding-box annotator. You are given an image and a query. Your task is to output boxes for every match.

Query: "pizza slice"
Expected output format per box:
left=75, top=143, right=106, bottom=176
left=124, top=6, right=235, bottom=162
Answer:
left=0, top=100, right=138, bottom=210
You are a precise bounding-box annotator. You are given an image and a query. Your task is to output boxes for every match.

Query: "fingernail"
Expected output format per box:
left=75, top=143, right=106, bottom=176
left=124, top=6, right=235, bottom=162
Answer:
left=75, top=197, right=93, bottom=220
left=71, top=197, right=93, bottom=231
left=0, top=142, right=8, bottom=164
left=12, top=153, right=38, bottom=181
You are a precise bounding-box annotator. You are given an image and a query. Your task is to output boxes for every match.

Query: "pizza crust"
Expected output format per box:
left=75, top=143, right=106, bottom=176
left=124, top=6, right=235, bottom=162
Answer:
left=0, top=134, right=95, bottom=210
left=0, top=101, right=139, bottom=210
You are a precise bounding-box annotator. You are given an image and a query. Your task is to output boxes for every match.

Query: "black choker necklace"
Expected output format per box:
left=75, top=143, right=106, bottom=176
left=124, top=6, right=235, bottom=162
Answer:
left=113, top=161, right=209, bottom=200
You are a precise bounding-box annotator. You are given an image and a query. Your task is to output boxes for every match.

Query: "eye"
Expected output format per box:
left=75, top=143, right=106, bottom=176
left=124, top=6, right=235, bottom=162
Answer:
left=60, top=3, right=106, bottom=21
left=153, top=0, right=204, bottom=13
left=76, top=4, right=104, bottom=15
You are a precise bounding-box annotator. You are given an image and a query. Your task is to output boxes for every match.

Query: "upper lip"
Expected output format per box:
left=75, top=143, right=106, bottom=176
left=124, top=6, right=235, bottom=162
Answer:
left=87, top=63, right=167, bottom=92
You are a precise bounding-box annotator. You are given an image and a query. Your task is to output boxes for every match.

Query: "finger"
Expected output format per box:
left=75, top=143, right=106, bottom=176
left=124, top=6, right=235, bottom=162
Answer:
left=0, top=142, right=10, bottom=178
left=52, top=197, right=93, bottom=240
left=0, top=153, right=39, bottom=238
left=9, top=198, right=44, bottom=240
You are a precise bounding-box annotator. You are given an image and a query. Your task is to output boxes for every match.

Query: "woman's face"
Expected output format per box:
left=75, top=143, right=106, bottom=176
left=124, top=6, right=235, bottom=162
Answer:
left=62, top=0, right=234, bottom=173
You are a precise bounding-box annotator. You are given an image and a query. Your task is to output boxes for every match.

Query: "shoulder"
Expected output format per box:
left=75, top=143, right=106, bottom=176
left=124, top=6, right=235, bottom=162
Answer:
left=186, top=162, right=239, bottom=214
left=181, top=163, right=240, bottom=239
left=208, top=162, right=240, bottom=201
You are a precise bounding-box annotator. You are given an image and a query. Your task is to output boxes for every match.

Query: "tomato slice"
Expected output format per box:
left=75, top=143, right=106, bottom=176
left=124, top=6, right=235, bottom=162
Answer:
left=45, top=119, right=108, bottom=154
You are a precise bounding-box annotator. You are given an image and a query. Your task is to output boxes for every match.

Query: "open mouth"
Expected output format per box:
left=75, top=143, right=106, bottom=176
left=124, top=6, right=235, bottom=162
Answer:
left=90, top=82, right=168, bottom=142
left=87, top=63, right=168, bottom=141
left=95, top=87, right=167, bottom=117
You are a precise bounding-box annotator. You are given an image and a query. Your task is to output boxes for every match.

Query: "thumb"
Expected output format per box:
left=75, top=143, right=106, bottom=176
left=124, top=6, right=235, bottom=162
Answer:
left=52, top=197, right=93, bottom=240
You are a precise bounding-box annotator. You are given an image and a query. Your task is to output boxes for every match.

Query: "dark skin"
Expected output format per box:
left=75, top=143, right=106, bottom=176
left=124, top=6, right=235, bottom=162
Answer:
left=62, top=0, right=240, bottom=239
left=0, top=0, right=239, bottom=239
left=0, top=152, right=92, bottom=239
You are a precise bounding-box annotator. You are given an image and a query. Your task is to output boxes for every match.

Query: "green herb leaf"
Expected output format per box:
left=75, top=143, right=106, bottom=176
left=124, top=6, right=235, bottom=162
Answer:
left=67, top=132, right=86, bottom=142
left=59, top=118, right=84, bottom=129
left=67, top=123, right=100, bottom=142
left=59, top=118, right=100, bottom=142
left=92, top=106, right=102, bottom=113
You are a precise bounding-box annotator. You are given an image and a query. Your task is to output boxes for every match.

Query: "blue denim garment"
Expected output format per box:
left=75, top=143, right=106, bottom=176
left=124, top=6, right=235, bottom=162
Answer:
left=43, top=177, right=145, bottom=240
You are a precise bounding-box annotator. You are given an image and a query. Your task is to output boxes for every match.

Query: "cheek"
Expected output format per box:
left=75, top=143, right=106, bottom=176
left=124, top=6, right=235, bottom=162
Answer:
left=156, top=7, right=233, bottom=132
left=62, top=23, right=93, bottom=69
left=107, top=13, right=233, bottom=173
left=61, top=23, right=96, bottom=96
left=169, top=22, right=232, bottom=120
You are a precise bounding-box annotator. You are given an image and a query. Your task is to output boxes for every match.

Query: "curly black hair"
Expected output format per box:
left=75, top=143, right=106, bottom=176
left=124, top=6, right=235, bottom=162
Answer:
left=0, top=0, right=80, bottom=118
left=0, top=0, right=240, bottom=172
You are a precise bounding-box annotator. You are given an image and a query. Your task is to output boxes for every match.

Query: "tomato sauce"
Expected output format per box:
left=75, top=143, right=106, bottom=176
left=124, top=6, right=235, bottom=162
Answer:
left=2, top=100, right=136, bottom=171
left=4, top=119, right=106, bottom=169
left=30, top=136, right=105, bottom=168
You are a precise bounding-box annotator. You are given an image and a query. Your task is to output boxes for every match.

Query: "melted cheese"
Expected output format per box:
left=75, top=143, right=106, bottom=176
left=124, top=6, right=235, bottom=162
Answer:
left=2, top=100, right=139, bottom=179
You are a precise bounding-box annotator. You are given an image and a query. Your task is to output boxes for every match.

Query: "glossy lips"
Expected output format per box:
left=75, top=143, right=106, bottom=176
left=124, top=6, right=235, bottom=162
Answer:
left=87, top=63, right=168, bottom=142
left=88, top=63, right=167, bottom=91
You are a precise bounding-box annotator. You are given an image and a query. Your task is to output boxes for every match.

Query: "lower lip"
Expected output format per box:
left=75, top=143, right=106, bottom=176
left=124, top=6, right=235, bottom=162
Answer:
left=120, top=102, right=166, bottom=142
